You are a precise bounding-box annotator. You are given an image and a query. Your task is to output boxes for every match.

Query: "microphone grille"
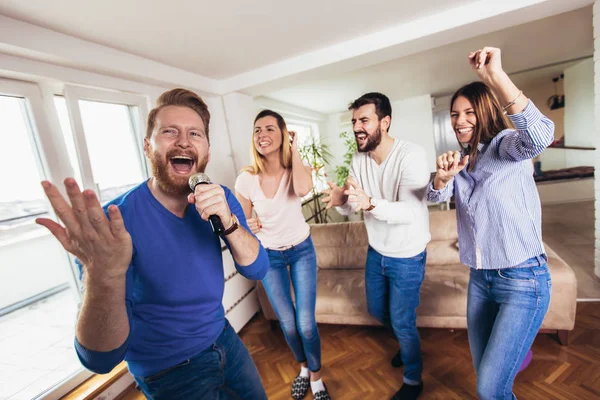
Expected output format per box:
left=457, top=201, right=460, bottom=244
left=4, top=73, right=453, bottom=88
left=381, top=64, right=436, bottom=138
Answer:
left=188, top=173, right=210, bottom=190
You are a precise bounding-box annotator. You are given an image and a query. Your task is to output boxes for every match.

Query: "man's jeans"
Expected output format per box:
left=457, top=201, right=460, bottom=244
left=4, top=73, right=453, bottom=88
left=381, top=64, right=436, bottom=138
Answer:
left=365, top=247, right=426, bottom=385
left=134, top=320, right=267, bottom=400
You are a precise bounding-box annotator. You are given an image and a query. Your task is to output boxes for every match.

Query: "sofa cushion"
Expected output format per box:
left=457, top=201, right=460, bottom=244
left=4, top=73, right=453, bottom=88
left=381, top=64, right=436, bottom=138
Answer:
left=429, top=210, right=459, bottom=241
left=419, top=264, right=469, bottom=320
left=425, top=239, right=460, bottom=266
left=311, top=222, right=368, bottom=270
left=315, top=270, right=371, bottom=317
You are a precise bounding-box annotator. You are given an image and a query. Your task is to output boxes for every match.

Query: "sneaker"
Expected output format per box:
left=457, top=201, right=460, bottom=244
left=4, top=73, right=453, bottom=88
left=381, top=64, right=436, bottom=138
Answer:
left=391, top=382, right=423, bottom=400
left=291, top=375, right=310, bottom=400
left=313, top=384, right=331, bottom=400
left=391, top=350, right=403, bottom=368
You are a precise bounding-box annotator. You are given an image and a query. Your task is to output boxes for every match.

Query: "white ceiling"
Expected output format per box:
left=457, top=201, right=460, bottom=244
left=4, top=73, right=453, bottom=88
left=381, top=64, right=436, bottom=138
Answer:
left=0, top=0, right=593, bottom=112
left=0, top=0, right=477, bottom=79
left=263, top=6, right=594, bottom=114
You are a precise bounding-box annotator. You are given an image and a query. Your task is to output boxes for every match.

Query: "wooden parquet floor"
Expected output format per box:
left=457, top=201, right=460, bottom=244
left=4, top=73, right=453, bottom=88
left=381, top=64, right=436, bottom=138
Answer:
left=119, top=303, right=600, bottom=400
left=240, top=303, right=600, bottom=400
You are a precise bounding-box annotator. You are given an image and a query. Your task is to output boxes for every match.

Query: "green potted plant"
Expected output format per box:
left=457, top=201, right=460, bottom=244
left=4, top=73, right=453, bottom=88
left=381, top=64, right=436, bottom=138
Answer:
left=335, top=131, right=357, bottom=187
left=334, top=131, right=362, bottom=221
left=298, top=135, right=333, bottom=224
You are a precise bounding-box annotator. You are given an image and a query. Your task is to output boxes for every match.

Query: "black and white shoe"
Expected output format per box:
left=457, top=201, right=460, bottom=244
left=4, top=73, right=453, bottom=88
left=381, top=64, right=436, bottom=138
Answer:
left=313, top=385, right=331, bottom=400
left=291, top=375, right=310, bottom=399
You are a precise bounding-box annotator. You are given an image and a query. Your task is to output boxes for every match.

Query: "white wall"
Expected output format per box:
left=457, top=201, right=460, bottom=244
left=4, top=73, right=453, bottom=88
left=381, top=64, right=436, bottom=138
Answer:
left=537, top=178, right=595, bottom=205
left=524, top=78, right=565, bottom=141
left=593, top=1, right=600, bottom=279
left=564, top=58, right=595, bottom=149
left=203, top=96, right=239, bottom=189
left=0, top=233, right=72, bottom=310
left=538, top=148, right=567, bottom=170
left=535, top=58, right=596, bottom=172
left=563, top=58, right=596, bottom=170
left=222, top=93, right=260, bottom=179
left=390, top=94, right=436, bottom=172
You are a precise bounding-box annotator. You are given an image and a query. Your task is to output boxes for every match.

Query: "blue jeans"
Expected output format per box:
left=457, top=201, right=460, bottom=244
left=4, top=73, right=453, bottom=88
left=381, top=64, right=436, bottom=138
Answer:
left=467, top=257, right=552, bottom=400
left=365, top=247, right=426, bottom=385
left=134, top=320, right=267, bottom=400
left=263, top=235, right=321, bottom=372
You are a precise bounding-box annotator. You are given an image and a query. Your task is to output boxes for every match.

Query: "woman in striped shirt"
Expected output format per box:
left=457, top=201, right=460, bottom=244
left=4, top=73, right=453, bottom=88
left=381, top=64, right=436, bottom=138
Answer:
left=427, top=47, right=554, bottom=400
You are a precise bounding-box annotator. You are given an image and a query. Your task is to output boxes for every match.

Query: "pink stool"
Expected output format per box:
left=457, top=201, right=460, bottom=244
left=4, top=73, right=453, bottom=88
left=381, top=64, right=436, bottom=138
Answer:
left=518, top=349, right=533, bottom=372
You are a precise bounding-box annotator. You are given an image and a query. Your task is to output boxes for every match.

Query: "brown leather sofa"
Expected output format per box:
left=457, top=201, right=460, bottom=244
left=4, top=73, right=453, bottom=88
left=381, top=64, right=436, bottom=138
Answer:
left=256, top=210, right=577, bottom=344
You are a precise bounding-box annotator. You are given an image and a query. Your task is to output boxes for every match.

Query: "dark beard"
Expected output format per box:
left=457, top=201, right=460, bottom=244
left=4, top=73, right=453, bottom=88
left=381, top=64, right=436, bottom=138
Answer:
left=149, top=150, right=209, bottom=196
left=356, top=126, right=382, bottom=153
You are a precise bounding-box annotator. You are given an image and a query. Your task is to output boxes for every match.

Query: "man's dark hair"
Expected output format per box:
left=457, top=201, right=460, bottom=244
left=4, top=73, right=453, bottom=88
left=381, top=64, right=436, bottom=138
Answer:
left=348, top=92, right=392, bottom=130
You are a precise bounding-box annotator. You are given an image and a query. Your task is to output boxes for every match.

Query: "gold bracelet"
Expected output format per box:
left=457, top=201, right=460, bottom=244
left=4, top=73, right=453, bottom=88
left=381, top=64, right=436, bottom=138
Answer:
left=502, top=90, right=523, bottom=114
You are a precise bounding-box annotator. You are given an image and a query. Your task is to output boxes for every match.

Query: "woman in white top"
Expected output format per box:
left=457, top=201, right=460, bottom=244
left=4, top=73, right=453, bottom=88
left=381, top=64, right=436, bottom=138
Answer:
left=235, top=110, right=330, bottom=400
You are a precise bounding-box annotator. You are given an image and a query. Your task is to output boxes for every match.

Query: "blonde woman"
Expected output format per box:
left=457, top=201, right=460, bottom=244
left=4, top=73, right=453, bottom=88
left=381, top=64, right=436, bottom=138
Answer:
left=235, top=110, right=330, bottom=400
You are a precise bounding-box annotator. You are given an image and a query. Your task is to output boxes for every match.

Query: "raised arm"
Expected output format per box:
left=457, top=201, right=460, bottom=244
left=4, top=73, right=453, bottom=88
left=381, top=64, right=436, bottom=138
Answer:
left=469, top=47, right=554, bottom=160
left=36, top=178, right=132, bottom=373
left=289, top=131, right=314, bottom=197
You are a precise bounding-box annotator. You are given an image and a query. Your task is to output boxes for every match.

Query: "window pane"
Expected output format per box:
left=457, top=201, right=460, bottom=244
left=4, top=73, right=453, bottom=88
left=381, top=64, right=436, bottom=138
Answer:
left=0, top=95, right=48, bottom=228
left=78, top=100, right=145, bottom=203
left=0, top=95, right=82, bottom=399
left=54, top=96, right=83, bottom=188
left=287, top=123, right=312, bottom=148
left=288, top=123, right=329, bottom=197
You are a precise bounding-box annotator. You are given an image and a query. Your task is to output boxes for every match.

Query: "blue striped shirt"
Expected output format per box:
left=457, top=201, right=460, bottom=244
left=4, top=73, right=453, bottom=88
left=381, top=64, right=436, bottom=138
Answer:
left=427, top=101, right=554, bottom=269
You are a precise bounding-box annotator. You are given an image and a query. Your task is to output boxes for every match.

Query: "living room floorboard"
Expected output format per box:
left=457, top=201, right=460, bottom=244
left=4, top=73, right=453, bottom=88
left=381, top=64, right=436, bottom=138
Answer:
left=246, top=303, right=600, bottom=400
left=120, top=303, right=599, bottom=400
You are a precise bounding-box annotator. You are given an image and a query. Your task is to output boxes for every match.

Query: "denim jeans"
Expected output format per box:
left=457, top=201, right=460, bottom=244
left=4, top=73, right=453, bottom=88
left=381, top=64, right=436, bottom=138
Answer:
left=365, top=247, right=426, bottom=385
left=263, top=235, right=321, bottom=372
left=467, top=257, right=552, bottom=400
left=134, top=320, right=267, bottom=400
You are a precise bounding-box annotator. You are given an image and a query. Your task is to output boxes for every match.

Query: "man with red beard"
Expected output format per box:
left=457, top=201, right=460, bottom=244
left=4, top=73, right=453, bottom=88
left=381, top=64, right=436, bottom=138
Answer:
left=36, top=88, right=269, bottom=399
left=322, top=92, right=431, bottom=400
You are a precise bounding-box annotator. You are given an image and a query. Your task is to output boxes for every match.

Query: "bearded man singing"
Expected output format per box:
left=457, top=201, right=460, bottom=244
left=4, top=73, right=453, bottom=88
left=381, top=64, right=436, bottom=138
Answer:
left=37, top=88, right=269, bottom=400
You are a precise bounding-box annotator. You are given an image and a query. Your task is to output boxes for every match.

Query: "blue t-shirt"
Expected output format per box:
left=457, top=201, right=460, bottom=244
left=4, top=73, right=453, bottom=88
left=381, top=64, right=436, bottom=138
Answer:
left=74, top=180, right=269, bottom=377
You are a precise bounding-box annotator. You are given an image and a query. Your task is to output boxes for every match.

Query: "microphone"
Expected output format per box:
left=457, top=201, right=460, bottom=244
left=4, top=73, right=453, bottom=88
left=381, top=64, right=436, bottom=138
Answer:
left=188, top=173, right=225, bottom=235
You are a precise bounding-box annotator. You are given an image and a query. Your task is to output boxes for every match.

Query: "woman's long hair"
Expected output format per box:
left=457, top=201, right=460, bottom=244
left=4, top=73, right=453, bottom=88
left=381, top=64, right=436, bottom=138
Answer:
left=450, top=81, right=513, bottom=170
left=242, top=110, right=292, bottom=174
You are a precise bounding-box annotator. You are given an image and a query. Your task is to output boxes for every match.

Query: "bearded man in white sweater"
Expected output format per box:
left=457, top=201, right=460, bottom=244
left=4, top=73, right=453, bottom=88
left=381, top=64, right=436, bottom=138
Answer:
left=322, top=92, right=431, bottom=400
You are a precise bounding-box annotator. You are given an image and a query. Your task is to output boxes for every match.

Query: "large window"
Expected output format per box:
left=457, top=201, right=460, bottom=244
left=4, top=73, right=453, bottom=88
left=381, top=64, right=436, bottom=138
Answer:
left=0, top=95, right=49, bottom=232
left=288, top=121, right=329, bottom=196
left=0, top=80, right=148, bottom=399
left=60, top=86, right=149, bottom=203
left=0, top=81, right=85, bottom=400
left=55, top=95, right=147, bottom=203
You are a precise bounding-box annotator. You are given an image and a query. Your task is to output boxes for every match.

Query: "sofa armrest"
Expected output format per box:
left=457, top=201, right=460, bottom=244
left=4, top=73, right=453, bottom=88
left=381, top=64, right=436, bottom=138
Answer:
left=541, top=245, right=578, bottom=331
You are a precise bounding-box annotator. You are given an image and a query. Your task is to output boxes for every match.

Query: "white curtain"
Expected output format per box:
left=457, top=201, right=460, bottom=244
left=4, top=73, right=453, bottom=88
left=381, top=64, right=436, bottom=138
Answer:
left=432, top=110, right=461, bottom=155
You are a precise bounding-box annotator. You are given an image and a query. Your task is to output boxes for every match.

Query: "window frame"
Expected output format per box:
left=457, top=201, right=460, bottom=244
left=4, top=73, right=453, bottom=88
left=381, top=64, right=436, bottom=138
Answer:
left=0, top=78, right=95, bottom=398
left=62, top=85, right=151, bottom=196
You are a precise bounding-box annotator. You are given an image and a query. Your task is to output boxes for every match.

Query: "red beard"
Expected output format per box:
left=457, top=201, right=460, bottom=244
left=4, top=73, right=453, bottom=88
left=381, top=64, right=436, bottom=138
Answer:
left=148, top=149, right=209, bottom=196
